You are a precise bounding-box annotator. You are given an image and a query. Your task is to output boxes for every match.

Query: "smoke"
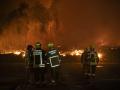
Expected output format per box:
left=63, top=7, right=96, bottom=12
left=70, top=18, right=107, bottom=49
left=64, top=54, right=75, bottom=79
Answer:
left=0, top=0, right=60, bottom=50
left=58, top=0, right=120, bottom=48
left=0, top=0, right=119, bottom=50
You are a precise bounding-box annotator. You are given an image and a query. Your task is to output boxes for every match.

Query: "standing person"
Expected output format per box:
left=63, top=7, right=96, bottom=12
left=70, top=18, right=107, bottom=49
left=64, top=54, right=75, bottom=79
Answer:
left=33, top=42, right=46, bottom=85
left=88, top=46, right=99, bottom=79
left=25, top=45, right=34, bottom=83
left=81, top=48, right=91, bottom=78
left=46, top=42, right=61, bottom=85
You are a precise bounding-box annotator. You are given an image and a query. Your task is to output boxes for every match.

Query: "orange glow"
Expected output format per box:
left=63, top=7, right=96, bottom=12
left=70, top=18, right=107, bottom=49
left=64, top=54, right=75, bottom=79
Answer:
left=22, top=53, right=26, bottom=58
left=60, top=49, right=84, bottom=57
left=0, top=50, right=25, bottom=58
left=0, top=49, right=103, bottom=60
left=70, top=50, right=84, bottom=56
left=98, top=53, right=103, bottom=59
left=13, top=51, right=21, bottom=55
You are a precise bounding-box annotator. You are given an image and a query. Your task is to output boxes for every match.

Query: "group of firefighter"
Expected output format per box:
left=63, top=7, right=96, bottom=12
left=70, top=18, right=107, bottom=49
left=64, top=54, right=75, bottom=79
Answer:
left=81, top=45, right=99, bottom=79
left=25, top=42, right=99, bottom=86
left=25, top=42, right=61, bottom=85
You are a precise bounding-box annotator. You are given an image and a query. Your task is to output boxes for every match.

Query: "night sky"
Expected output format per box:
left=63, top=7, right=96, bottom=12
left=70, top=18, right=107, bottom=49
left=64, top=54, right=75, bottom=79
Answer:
left=0, top=0, right=120, bottom=49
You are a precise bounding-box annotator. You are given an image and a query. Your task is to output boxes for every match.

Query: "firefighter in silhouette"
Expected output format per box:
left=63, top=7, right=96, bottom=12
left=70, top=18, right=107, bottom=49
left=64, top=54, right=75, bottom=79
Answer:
left=33, top=42, right=46, bottom=85
left=46, top=43, right=61, bottom=84
left=87, top=45, right=99, bottom=78
left=25, top=45, right=34, bottom=83
left=81, top=47, right=91, bottom=78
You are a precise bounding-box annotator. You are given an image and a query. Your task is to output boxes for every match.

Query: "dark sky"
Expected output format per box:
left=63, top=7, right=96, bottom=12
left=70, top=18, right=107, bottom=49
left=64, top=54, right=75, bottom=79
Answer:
left=0, top=0, right=120, bottom=49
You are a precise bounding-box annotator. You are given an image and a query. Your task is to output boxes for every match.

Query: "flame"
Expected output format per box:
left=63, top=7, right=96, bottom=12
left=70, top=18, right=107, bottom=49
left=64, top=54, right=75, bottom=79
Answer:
left=0, top=49, right=103, bottom=60
left=60, top=49, right=103, bottom=60
left=0, top=50, right=25, bottom=58
left=13, top=50, right=26, bottom=58
left=22, top=53, right=26, bottom=58
left=98, top=53, right=103, bottom=59
left=59, top=52, right=66, bottom=57
left=60, top=49, right=84, bottom=57
left=70, top=50, right=84, bottom=56
left=13, top=51, right=21, bottom=55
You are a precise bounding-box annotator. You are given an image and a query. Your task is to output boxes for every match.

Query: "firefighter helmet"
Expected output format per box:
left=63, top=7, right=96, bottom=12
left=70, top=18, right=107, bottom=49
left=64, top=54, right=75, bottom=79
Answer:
left=48, top=43, right=54, bottom=48
left=27, top=45, right=33, bottom=50
left=84, top=47, right=90, bottom=52
left=35, top=42, right=41, bottom=49
left=89, top=45, right=95, bottom=51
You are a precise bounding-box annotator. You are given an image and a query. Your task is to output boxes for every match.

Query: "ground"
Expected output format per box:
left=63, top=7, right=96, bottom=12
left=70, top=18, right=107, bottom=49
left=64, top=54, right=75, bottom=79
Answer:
left=0, top=54, right=120, bottom=90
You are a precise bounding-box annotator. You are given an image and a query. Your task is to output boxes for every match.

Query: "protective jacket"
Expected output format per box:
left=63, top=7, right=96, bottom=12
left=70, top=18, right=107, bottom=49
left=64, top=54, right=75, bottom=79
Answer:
left=88, top=51, right=99, bottom=65
left=33, top=49, right=46, bottom=68
left=46, top=49, right=60, bottom=68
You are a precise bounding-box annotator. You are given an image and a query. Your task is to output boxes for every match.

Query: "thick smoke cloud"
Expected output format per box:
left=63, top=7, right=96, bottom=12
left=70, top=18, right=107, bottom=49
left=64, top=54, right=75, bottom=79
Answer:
left=0, top=0, right=60, bottom=50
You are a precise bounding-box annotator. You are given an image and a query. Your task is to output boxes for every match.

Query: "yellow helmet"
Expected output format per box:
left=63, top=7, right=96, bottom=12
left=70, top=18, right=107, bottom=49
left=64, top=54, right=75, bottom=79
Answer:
left=35, top=42, right=41, bottom=49
left=89, top=45, right=95, bottom=51
left=48, top=43, right=54, bottom=48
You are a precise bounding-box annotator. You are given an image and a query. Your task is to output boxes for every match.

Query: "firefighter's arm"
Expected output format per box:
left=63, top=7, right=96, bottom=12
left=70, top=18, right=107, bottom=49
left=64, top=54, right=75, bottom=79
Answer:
left=25, top=55, right=28, bottom=68
left=96, top=52, right=99, bottom=64
left=43, top=50, right=48, bottom=64
left=57, top=50, right=62, bottom=62
left=80, top=53, right=84, bottom=63
left=24, top=51, right=30, bottom=68
left=58, top=55, right=62, bottom=64
left=45, top=52, right=50, bottom=65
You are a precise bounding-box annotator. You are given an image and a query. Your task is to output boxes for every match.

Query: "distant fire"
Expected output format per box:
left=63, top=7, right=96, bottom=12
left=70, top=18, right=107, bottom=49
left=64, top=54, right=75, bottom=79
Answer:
left=13, top=51, right=21, bottom=55
left=0, top=49, right=103, bottom=60
left=13, top=51, right=25, bottom=58
left=0, top=50, right=25, bottom=58
left=59, top=49, right=84, bottom=57
left=98, top=53, right=103, bottom=59
left=60, top=49, right=103, bottom=60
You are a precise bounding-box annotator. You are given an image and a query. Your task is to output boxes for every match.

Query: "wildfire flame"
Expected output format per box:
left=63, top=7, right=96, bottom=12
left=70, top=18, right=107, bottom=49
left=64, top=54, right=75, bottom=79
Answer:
left=0, top=50, right=25, bottom=58
left=59, top=49, right=84, bottom=57
left=0, top=49, right=103, bottom=60
left=13, top=51, right=21, bottom=55
left=98, top=53, right=103, bottom=59
left=60, top=49, right=103, bottom=60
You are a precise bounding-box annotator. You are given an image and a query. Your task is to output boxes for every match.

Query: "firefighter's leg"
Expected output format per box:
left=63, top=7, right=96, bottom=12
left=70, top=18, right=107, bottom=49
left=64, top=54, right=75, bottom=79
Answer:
left=28, top=67, right=33, bottom=83
left=83, top=64, right=88, bottom=78
left=45, top=65, right=51, bottom=83
left=34, top=68, right=37, bottom=82
left=55, top=66, right=60, bottom=82
left=91, top=65, right=96, bottom=78
left=40, top=68, right=45, bottom=82
left=88, top=65, right=92, bottom=78
left=34, top=68, right=40, bottom=83
left=51, top=68, right=56, bottom=83
left=82, top=64, right=85, bottom=75
left=85, top=64, right=89, bottom=76
left=25, top=67, right=29, bottom=82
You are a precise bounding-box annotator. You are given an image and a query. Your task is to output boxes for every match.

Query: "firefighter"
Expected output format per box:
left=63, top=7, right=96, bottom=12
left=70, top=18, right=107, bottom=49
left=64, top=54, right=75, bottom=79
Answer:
left=33, top=42, right=46, bottom=85
left=81, top=47, right=91, bottom=78
left=88, top=46, right=99, bottom=78
left=46, top=43, right=61, bottom=84
left=25, top=45, right=34, bottom=83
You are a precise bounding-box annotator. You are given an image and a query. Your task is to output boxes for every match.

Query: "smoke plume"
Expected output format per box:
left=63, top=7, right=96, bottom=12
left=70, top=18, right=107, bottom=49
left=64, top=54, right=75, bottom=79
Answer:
left=0, top=0, right=60, bottom=50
